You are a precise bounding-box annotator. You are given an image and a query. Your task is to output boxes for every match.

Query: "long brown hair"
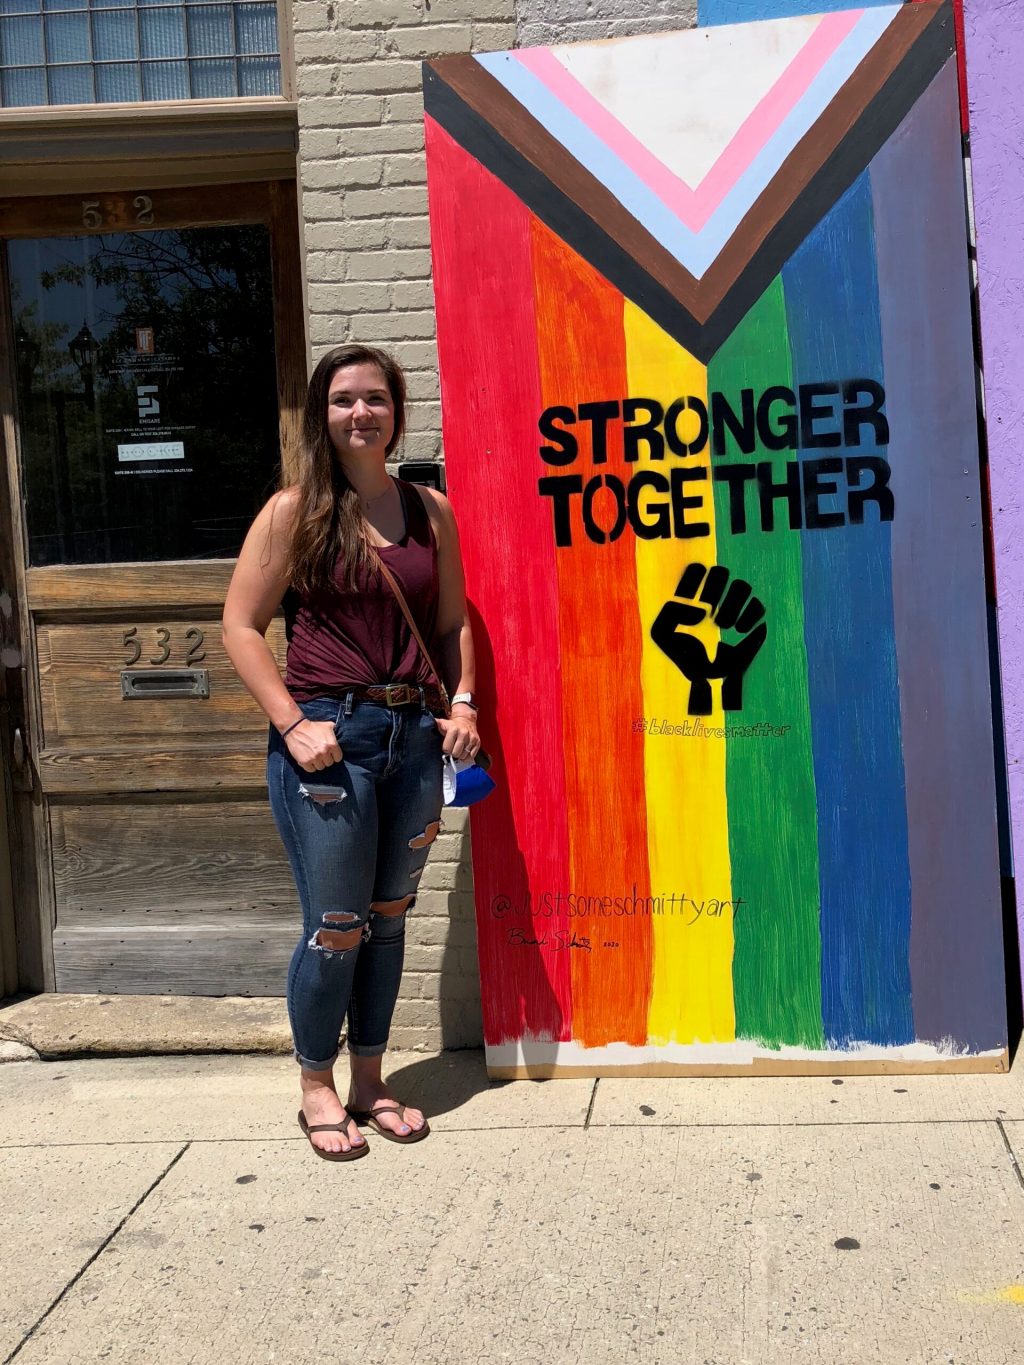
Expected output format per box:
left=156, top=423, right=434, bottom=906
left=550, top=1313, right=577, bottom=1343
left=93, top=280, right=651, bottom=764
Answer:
left=287, top=344, right=407, bottom=594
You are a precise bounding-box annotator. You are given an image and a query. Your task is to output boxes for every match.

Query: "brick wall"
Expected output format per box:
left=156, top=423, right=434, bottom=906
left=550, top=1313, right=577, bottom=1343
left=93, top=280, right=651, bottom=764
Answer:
left=290, top=0, right=699, bottom=1049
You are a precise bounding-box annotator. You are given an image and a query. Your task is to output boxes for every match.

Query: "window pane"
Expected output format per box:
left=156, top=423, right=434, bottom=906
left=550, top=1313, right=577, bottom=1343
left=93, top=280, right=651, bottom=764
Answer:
left=138, top=6, right=183, bottom=57
left=44, top=9, right=89, bottom=60
left=95, top=58, right=138, bottom=99
left=140, top=56, right=185, bottom=97
left=1, top=14, right=42, bottom=62
left=1, top=63, right=44, bottom=101
left=47, top=60, right=92, bottom=100
left=9, top=227, right=281, bottom=565
left=189, top=55, right=233, bottom=96
left=91, top=9, right=135, bottom=58
left=1, top=0, right=281, bottom=106
left=237, top=51, right=275, bottom=94
left=234, top=1, right=273, bottom=55
left=185, top=2, right=228, bottom=54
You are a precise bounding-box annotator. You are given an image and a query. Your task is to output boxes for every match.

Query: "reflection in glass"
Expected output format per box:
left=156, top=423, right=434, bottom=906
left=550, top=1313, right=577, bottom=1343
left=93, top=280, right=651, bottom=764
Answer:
left=10, top=225, right=281, bottom=565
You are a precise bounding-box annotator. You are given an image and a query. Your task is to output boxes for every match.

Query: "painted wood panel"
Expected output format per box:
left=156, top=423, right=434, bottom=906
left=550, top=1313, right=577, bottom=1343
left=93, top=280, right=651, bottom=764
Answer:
left=36, top=618, right=285, bottom=745
left=424, top=1, right=1007, bottom=1075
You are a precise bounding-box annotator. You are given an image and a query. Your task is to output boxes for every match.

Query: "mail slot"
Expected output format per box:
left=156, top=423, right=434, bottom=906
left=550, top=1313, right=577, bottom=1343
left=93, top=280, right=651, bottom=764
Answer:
left=120, top=668, right=210, bottom=699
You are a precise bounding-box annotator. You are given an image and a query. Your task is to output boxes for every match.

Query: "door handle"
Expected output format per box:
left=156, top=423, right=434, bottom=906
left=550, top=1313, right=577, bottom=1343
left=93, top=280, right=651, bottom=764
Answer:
left=12, top=727, right=25, bottom=768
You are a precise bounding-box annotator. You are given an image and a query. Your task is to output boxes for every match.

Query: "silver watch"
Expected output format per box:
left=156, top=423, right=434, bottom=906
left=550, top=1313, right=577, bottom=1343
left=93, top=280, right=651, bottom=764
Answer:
left=451, top=692, right=477, bottom=710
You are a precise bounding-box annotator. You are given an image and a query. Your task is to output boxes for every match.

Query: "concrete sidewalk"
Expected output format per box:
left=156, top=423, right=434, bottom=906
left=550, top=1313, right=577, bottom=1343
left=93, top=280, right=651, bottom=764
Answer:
left=2, top=1049, right=1024, bottom=1365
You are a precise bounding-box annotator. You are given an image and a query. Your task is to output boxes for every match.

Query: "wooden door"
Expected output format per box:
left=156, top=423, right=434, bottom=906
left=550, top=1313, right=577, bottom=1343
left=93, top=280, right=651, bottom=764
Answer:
left=0, top=181, right=305, bottom=994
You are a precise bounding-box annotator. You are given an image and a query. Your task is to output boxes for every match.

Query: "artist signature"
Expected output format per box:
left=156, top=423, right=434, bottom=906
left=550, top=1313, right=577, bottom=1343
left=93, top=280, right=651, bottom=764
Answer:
left=507, top=927, right=593, bottom=952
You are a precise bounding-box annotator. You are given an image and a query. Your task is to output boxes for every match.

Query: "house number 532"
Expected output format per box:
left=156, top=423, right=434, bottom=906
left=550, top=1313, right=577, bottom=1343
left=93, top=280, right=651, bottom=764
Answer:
left=82, top=195, right=155, bottom=229
left=122, top=626, right=205, bottom=666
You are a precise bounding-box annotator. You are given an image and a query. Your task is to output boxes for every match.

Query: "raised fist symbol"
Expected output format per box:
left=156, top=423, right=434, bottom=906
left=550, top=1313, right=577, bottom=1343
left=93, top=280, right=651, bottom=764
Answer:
left=651, top=564, right=767, bottom=716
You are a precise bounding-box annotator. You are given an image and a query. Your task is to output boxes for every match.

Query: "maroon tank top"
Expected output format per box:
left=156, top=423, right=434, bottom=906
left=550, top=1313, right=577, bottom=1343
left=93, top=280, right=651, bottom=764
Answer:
left=284, top=479, right=440, bottom=700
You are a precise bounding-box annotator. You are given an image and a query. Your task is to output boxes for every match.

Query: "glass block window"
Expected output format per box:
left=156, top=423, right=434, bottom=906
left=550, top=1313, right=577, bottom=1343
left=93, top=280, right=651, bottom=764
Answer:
left=0, top=0, right=281, bottom=107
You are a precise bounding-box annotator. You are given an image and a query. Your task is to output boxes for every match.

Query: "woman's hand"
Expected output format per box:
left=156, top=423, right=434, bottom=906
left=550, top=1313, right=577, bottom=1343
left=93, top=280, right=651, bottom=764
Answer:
left=436, top=709, right=480, bottom=763
left=284, top=719, right=343, bottom=773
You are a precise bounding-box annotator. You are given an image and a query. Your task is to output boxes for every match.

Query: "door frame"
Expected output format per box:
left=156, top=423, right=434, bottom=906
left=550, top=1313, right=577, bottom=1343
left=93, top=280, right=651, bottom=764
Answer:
left=0, top=177, right=307, bottom=991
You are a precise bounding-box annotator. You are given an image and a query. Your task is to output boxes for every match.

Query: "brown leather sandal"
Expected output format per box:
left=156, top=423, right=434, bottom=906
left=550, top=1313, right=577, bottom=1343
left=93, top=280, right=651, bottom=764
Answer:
left=347, top=1103, right=430, bottom=1144
left=298, top=1109, right=369, bottom=1162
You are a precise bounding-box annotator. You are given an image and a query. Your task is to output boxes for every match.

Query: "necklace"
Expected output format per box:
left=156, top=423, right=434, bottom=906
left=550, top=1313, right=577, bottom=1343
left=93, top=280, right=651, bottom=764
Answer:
left=359, top=479, right=393, bottom=512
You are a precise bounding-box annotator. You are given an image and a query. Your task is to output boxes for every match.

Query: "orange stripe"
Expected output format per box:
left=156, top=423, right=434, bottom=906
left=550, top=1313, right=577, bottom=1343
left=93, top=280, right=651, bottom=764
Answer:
left=531, top=219, right=653, bottom=1046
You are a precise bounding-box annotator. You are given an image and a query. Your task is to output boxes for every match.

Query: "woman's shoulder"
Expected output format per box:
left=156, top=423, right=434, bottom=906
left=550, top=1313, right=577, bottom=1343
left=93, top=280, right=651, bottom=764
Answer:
left=403, top=480, right=455, bottom=530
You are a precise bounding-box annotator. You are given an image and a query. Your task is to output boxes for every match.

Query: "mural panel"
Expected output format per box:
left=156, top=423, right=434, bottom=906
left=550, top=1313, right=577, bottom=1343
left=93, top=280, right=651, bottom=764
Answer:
left=424, top=1, right=1008, bottom=1075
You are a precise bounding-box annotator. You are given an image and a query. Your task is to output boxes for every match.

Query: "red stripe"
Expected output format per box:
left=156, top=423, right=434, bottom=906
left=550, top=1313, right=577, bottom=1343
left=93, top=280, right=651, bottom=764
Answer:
left=530, top=219, right=653, bottom=1046
left=425, top=116, right=573, bottom=1044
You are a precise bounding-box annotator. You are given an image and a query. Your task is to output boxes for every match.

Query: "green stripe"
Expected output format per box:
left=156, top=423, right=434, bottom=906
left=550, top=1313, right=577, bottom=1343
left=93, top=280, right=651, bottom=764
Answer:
left=708, top=278, right=824, bottom=1048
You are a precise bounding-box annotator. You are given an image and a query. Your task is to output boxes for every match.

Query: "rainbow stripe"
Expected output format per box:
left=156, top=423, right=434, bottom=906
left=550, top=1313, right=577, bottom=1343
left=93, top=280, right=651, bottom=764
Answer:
left=423, top=14, right=1006, bottom=1066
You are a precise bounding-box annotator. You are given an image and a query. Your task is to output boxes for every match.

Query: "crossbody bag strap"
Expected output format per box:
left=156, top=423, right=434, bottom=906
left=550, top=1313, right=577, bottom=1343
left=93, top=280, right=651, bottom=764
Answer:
left=368, top=544, right=451, bottom=717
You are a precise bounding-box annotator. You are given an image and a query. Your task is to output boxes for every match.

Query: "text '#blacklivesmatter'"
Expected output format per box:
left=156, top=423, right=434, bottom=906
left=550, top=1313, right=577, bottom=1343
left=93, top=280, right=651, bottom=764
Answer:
left=536, top=380, right=893, bottom=547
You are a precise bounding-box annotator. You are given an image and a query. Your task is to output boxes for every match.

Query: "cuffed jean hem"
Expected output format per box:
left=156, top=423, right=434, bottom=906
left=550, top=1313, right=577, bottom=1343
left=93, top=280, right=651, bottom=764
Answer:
left=347, top=1040, right=389, bottom=1057
left=294, top=1048, right=340, bottom=1071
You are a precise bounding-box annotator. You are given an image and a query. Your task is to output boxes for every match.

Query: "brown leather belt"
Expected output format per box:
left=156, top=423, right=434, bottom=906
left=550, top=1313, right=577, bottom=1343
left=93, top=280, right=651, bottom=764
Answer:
left=347, top=683, right=447, bottom=712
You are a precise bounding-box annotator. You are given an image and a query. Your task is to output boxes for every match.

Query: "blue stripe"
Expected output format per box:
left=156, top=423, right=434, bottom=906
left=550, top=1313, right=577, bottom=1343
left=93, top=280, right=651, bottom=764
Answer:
left=782, top=172, right=914, bottom=1047
left=699, top=0, right=900, bottom=26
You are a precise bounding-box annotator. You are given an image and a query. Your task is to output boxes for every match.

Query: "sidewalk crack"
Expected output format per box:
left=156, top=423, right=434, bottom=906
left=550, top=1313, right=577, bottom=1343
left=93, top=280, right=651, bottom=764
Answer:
left=2, top=1141, right=190, bottom=1364
left=584, top=1077, right=600, bottom=1129
left=996, top=1118, right=1024, bottom=1194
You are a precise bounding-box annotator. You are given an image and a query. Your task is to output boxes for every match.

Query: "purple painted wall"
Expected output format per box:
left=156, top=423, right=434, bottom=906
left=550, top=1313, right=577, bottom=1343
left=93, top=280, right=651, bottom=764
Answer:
left=964, top=0, right=1023, bottom=915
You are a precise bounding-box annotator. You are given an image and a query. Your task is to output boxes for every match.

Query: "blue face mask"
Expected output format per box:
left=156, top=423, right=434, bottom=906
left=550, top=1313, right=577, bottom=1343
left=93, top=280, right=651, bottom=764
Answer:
left=443, top=754, right=497, bottom=808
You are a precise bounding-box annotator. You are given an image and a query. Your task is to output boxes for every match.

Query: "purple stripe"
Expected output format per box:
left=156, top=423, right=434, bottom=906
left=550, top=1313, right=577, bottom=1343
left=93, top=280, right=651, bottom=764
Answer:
left=871, top=59, right=1006, bottom=1051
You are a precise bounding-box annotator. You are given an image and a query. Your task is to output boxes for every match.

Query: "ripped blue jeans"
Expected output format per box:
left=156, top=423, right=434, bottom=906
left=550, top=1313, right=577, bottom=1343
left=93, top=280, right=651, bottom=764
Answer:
left=267, top=694, right=443, bottom=1069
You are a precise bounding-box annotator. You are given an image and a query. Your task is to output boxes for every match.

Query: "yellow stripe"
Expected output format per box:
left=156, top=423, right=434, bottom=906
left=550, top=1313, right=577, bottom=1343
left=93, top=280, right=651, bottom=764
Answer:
left=624, top=302, right=736, bottom=1044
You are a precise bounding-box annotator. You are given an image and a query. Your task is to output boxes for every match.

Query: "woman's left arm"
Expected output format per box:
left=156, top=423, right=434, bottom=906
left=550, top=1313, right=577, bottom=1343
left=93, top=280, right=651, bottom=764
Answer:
left=423, top=487, right=481, bottom=762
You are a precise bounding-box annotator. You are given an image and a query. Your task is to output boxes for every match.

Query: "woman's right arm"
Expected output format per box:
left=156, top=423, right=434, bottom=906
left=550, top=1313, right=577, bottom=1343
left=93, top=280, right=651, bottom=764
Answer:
left=222, top=489, right=341, bottom=773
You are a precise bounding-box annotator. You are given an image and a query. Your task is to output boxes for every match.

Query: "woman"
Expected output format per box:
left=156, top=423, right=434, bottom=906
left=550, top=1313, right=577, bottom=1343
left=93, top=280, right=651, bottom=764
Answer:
left=223, top=344, right=480, bottom=1161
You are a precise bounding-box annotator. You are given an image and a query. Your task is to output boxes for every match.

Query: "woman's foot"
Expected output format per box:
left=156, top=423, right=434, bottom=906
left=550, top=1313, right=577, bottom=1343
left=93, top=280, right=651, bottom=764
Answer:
left=300, top=1070, right=367, bottom=1156
left=348, top=1058, right=426, bottom=1139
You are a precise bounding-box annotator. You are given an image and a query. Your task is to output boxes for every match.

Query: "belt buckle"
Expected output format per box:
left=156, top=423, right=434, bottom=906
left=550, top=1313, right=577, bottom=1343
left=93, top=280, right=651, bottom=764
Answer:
left=384, top=684, right=403, bottom=707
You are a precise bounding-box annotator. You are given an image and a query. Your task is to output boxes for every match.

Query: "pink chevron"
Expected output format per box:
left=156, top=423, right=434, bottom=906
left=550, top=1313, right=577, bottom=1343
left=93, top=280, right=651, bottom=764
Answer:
left=514, top=8, right=862, bottom=234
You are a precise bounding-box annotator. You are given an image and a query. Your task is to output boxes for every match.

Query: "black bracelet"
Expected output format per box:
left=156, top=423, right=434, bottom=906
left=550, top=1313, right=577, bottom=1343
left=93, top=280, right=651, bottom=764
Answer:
left=281, top=716, right=307, bottom=738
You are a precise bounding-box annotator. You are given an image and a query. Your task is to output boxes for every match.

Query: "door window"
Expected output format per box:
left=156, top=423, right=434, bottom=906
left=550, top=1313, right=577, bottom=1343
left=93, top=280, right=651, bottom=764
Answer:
left=9, top=223, right=281, bottom=564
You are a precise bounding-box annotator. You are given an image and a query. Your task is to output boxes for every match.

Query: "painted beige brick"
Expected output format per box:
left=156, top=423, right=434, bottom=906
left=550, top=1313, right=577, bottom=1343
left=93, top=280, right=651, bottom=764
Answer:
left=305, top=220, right=390, bottom=250
left=290, top=1, right=332, bottom=32
left=345, top=306, right=437, bottom=337
left=405, top=400, right=443, bottom=433
left=302, top=156, right=384, bottom=190
left=384, top=91, right=425, bottom=122
left=300, top=190, right=345, bottom=220
left=387, top=340, right=439, bottom=371
left=402, top=943, right=447, bottom=972
left=384, top=154, right=427, bottom=187
left=382, top=24, right=473, bottom=59
left=431, top=0, right=512, bottom=18
left=340, top=0, right=427, bottom=26
left=472, top=20, right=516, bottom=49
left=388, top=216, right=432, bottom=248
left=299, top=128, right=340, bottom=158
left=296, top=66, right=341, bottom=97
left=347, top=248, right=432, bottom=280
left=345, top=186, right=428, bottom=218
left=339, top=124, right=425, bottom=156
left=392, top=280, right=437, bottom=314
left=307, top=281, right=392, bottom=312
left=293, top=28, right=380, bottom=63
left=340, top=60, right=425, bottom=94
left=299, top=95, right=384, bottom=128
